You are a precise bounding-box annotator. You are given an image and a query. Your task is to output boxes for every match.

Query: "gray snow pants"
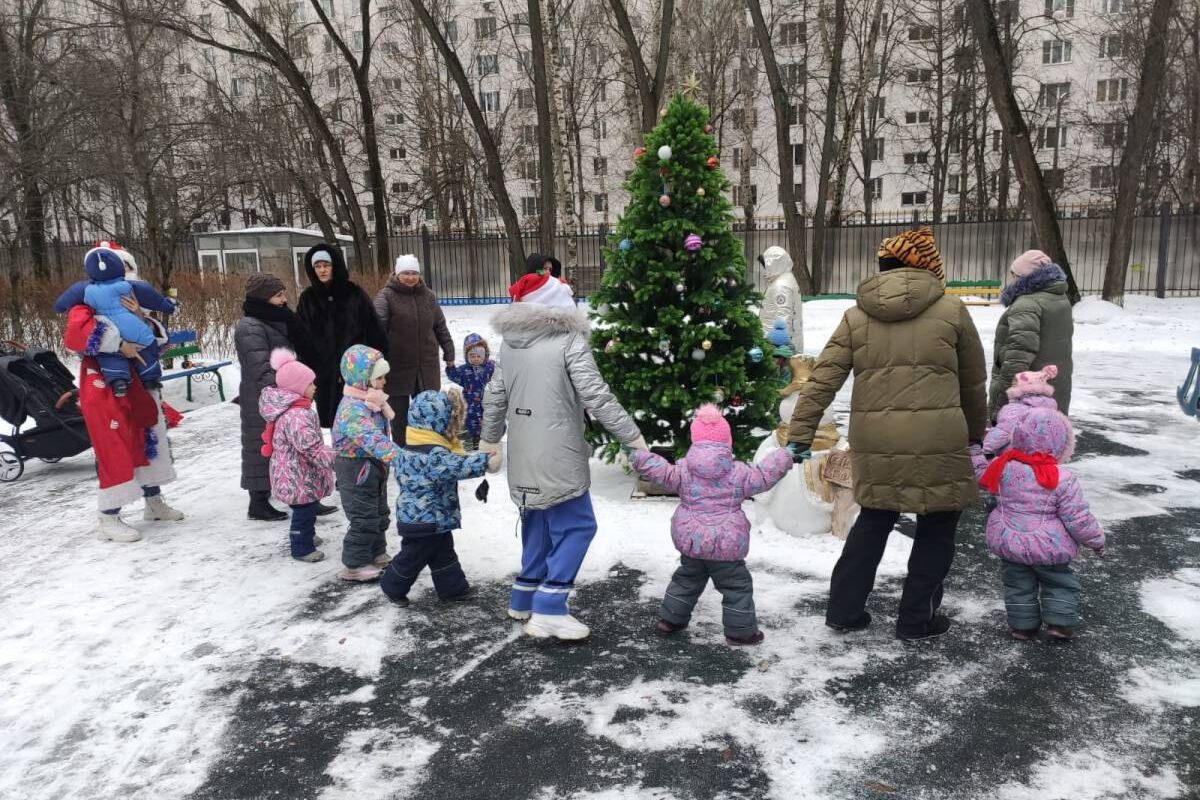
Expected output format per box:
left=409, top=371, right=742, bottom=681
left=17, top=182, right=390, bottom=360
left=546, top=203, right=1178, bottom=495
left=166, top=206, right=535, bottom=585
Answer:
left=335, top=456, right=390, bottom=569
left=1000, top=560, right=1081, bottom=629
left=660, top=555, right=757, bottom=638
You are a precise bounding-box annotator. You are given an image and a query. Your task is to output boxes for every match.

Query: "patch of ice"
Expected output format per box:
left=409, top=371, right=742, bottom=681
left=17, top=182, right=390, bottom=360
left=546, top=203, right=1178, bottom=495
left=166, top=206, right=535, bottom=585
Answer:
left=1140, top=569, right=1200, bottom=642
left=319, top=729, right=439, bottom=800
left=993, top=750, right=1181, bottom=800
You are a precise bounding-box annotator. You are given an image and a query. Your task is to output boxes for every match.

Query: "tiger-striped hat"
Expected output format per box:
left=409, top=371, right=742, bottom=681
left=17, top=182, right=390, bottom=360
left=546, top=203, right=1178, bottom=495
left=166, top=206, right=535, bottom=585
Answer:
left=877, top=226, right=945, bottom=282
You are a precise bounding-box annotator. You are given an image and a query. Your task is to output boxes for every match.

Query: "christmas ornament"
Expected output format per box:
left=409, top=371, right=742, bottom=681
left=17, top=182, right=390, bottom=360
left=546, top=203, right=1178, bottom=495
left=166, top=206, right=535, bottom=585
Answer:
left=675, top=282, right=685, bottom=292
left=712, top=387, right=725, bottom=403
left=618, top=238, right=632, bottom=252
left=684, top=233, right=703, bottom=252
left=748, top=346, right=764, bottom=363
left=659, top=166, right=671, bottom=178
left=659, top=339, right=671, bottom=353
left=658, top=145, right=673, bottom=161
left=696, top=187, right=706, bottom=197
left=605, top=338, right=619, bottom=353
left=706, top=156, right=718, bottom=170
left=633, top=146, right=646, bottom=159
left=681, top=74, right=702, bottom=100
left=704, top=125, right=714, bottom=134
left=659, top=194, right=671, bottom=207
left=701, top=339, right=712, bottom=350
left=691, top=348, right=706, bottom=361
left=660, top=107, right=668, bottom=119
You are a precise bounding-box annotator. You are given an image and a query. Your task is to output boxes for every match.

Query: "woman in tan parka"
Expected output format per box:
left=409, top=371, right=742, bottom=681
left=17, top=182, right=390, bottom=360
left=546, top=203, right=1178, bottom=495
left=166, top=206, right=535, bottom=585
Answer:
left=786, top=227, right=988, bottom=641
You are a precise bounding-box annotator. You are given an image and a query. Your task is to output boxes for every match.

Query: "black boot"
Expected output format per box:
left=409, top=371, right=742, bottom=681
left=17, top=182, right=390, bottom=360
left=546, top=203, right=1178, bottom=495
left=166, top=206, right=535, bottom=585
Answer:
left=896, top=614, right=952, bottom=642
left=314, top=501, right=339, bottom=517
left=248, top=490, right=287, bottom=521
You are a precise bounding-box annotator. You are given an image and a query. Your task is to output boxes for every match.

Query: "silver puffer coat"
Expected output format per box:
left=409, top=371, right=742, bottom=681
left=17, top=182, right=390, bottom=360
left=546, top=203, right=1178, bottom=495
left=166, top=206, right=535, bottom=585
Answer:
left=482, top=302, right=640, bottom=510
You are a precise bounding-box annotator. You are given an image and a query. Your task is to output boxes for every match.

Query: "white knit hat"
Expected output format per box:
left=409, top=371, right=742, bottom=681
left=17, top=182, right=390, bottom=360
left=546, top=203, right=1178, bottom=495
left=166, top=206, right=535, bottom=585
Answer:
left=394, top=254, right=420, bottom=274
left=311, top=249, right=332, bottom=265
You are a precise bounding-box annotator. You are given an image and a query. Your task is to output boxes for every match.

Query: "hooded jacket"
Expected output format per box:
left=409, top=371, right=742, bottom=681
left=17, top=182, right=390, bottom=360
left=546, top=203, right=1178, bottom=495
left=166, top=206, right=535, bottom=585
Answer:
left=633, top=443, right=793, bottom=561
left=259, top=386, right=335, bottom=505
left=373, top=278, right=454, bottom=398
left=394, top=391, right=489, bottom=536
left=787, top=268, right=989, bottom=513
left=971, top=409, right=1103, bottom=565
left=990, top=263, right=1073, bottom=418
left=235, top=303, right=296, bottom=492
left=331, top=345, right=402, bottom=464
left=296, top=244, right=389, bottom=427
left=444, top=334, right=495, bottom=437
left=983, top=395, right=1059, bottom=455
left=758, top=246, right=803, bottom=350
left=482, top=302, right=641, bottom=510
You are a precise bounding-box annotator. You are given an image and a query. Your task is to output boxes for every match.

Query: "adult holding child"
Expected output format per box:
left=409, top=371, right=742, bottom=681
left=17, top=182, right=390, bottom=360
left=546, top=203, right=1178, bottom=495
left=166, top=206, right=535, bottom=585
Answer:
left=785, top=227, right=988, bottom=641
left=374, top=254, right=455, bottom=446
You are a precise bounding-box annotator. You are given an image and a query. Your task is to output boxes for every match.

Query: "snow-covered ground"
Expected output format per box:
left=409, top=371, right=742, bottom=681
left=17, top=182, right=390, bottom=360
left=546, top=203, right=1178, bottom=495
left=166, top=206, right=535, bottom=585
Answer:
left=1, top=296, right=1198, bottom=800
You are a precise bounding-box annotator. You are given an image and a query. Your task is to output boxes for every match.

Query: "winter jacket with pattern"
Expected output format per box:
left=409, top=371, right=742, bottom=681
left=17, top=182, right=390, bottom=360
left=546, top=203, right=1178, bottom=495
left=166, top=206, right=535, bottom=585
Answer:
left=235, top=315, right=293, bottom=492
left=990, top=264, right=1074, bottom=418
left=482, top=303, right=641, bottom=510
left=373, top=279, right=454, bottom=399
left=633, top=443, right=793, bottom=561
left=394, top=391, right=489, bottom=536
left=445, top=361, right=495, bottom=437
left=971, top=410, right=1104, bottom=565
left=787, top=268, right=989, bottom=514
left=331, top=345, right=402, bottom=464
left=259, top=386, right=336, bottom=505
left=983, top=395, right=1059, bottom=455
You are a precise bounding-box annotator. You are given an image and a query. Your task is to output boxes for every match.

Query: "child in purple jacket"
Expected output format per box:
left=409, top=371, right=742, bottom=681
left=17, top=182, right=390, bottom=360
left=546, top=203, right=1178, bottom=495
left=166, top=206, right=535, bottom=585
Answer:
left=632, top=405, right=793, bottom=646
left=259, top=349, right=337, bottom=562
left=972, top=407, right=1105, bottom=641
left=984, top=364, right=1060, bottom=455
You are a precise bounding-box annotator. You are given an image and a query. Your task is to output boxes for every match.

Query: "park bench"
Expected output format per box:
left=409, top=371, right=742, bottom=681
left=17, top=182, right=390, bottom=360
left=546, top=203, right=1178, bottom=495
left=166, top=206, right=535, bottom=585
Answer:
left=945, top=280, right=1002, bottom=306
left=161, top=329, right=232, bottom=402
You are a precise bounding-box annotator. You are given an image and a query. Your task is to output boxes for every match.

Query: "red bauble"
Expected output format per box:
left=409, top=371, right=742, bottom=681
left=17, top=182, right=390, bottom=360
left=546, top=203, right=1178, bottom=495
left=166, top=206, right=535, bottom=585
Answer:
left=634, top=146, right=647, bottom=160
left=659, top=166, right=671, bottom=178
left=704, top=125, right=714, bottom=134
left=706, top=156, right=718, bottom=170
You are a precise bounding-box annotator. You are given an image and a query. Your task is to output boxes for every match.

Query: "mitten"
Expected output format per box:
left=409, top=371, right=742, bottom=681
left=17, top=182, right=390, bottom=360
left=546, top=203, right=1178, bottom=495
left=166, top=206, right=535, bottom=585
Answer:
left=786, top=443, right=812, bottom=463
left=475, top=478, right=490, bottom=503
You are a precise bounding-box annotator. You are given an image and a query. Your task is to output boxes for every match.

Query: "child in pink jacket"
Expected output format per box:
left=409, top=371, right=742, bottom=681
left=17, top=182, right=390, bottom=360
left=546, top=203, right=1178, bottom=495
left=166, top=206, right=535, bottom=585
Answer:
left=984, top=364, right=1061, bottom=456
left=632, top=405, right=793, bottom=646
left=259, top=349, right=337, bottom=562
left=971, top=406, right=1104, bottom=641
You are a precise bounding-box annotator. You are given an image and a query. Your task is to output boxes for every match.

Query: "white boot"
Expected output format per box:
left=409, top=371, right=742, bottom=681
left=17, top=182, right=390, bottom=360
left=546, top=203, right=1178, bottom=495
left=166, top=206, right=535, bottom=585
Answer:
left=525, top=613, right=590, bottom=641
left=143, top=494, right=185, bottom=522
left=97, top=513, right=142, bottom=543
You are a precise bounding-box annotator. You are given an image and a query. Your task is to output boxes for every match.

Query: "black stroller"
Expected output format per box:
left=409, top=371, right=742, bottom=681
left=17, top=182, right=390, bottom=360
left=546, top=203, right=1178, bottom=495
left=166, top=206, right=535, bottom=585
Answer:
left=0, top=340, right=91, bottom=482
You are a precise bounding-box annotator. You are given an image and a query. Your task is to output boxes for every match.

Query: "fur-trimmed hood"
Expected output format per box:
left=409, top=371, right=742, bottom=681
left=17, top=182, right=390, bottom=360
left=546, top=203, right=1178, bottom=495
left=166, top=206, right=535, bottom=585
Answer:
left=491, top=301, right=591, bottom=346
left=1001, top=263, right=1067, bottom=307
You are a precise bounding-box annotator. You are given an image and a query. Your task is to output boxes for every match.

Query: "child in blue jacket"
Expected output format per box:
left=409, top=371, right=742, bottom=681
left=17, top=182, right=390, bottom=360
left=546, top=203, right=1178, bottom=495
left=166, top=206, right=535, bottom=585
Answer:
left=444, top=333, right=495, bottom=451
left=380, top=390, right=496, bottom=605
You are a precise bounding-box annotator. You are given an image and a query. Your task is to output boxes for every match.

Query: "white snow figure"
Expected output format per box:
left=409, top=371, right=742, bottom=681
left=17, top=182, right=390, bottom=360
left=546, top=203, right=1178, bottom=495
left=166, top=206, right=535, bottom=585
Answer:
left=758, top=246, right=803, bottom=353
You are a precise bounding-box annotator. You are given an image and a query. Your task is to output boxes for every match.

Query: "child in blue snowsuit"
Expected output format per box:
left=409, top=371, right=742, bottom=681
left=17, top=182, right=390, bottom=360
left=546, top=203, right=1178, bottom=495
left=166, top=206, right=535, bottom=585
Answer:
left=380, top=390, right=494, bottom=605
left=56, top=245, right=175, bottom=394
left=444, top=333, right=495, bottom=451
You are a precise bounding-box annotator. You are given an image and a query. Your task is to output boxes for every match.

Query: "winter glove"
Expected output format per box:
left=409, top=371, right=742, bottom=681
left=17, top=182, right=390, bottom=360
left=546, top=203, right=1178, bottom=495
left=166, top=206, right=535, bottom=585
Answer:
left=475, top=478, right=490, bottom=503
left=479, top=440, right=503, bottom=474
left=786, top=443, right=812, bottom=463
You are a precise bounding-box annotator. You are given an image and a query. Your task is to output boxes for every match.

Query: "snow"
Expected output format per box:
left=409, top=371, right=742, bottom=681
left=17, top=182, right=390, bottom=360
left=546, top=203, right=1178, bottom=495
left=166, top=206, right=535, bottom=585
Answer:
left=2, top=295, right=1200, bottom=799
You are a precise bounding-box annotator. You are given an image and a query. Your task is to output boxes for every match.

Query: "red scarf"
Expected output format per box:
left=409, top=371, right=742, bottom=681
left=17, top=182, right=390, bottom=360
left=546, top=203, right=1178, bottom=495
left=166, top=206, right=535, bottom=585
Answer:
left=980, top=449, right=1059, bottom=493
left=261, top=397, right=313, bottom=457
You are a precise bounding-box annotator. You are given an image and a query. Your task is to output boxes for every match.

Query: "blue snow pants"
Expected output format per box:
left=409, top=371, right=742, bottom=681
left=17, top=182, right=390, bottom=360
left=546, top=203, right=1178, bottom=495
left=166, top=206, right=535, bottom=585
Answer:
left=509, top=492, right=598, bottom=616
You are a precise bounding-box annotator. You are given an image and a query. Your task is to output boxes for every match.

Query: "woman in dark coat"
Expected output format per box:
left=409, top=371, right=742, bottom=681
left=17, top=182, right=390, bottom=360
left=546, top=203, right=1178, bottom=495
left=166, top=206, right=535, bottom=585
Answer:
left=373, top=254, right=455, bottom=445
left=234, top=272, right=328, bottom=520
left=296, top=243, right=388, bottom=428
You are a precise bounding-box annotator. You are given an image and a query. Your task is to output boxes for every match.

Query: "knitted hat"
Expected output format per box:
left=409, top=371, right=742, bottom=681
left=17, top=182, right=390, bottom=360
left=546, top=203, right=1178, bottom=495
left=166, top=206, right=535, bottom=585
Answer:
left=1008, top=364, right=1058, bottom=401
left=508, top=272, right=576, bottom=310
left=463, top=332, right=490, bottom=360
left=877, top=226, right=945, bottom=282
left=394, top=254, right=421, bottom=274
left=1009, top=249, right=1052, bottom=278
left=246, top=271, right=286, bottom=300
left=83, top=244, right=126, bottom=282
left=311, top=249, right=333, bottom=265
left=690, top=404, right=732, bottom=447
left=270, top=349, right=315, bottom=396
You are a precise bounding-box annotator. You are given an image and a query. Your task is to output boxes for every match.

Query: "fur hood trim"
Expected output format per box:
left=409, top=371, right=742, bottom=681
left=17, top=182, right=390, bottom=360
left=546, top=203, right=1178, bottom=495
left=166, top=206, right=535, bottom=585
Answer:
left=1001, top=263, right=1067, bottom=307
left=491, top=302, right=591, bottom=339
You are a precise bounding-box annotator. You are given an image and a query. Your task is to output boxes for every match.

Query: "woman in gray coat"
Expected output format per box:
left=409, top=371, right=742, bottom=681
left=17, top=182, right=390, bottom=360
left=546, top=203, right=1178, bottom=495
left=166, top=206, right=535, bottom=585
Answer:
left=481, top=271, right=646, bottom=642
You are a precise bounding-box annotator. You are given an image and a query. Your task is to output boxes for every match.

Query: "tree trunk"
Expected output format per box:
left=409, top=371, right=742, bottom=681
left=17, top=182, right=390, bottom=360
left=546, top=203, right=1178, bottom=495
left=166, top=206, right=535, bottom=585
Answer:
left=546, top=0, right=578, bottom=274
left=746, top=0, right=812, bottom=293
left=606, top=0, right=676, bottom=132
left=529, top=0, right=557, bottom=254
left=966, top=0, right=1079, bottom=302
left=1101, top=0, right=1176, bottom=303
left=810, top=0, right=847, bottom=294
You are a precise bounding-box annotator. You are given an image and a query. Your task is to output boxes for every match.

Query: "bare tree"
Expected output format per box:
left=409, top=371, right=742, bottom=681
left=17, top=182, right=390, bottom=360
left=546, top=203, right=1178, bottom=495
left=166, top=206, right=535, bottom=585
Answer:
left=605, top=0, right=676, bottom=133
left=810, top=0, right=847, bottom=293
left=528, top=0, right=558, bottom=253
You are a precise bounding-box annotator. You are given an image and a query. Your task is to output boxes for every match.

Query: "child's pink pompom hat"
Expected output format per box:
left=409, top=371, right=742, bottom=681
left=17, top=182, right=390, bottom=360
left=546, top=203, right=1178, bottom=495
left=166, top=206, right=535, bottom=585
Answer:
left=271, top=349, right=315, bottom=396
left=690, top=404, right=732, bottom=447
left=1007, top=364, right=1058, bottom=401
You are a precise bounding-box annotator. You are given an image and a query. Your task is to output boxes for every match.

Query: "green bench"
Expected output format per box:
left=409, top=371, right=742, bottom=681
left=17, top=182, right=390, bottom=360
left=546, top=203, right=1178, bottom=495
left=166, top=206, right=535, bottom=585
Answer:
left=161, top=330, right=232, bottom=402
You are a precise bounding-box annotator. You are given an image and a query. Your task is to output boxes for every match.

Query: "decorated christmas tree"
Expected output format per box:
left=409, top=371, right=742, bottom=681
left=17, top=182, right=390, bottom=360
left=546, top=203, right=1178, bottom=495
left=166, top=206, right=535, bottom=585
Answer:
left=589, top=90, right=777, bottom=462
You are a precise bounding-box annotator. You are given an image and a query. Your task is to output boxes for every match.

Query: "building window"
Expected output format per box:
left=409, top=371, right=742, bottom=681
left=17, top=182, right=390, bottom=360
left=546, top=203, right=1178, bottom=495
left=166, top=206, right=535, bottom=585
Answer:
left=906, top=68, right=933, bottom=84
left=1035, top=126, right=1068, bottom=150
left=353, top=30, right=363, bottom=50
left=177, top=62, right=191, bottom=75
left=1096, top=78, right=1130, bottom=103
left=1044, top=0, right=1074, bottom=17
left=1090, top=165, right=1115, bottom=189
left=476, top=54, right=498, bottom=77
left=867, top=137, right=885, bottom=162
left=1043, top=168, right=1064, bottom=190
left=519, top=160, right=539, bottom=181
left=901, top=191, right=928, bottom=206
left=868, top=96, right=885, bottom=121
left=792, top=144, right=804, bottom=166
left=908, top=25, right=935, bottom=41
left=779, top=21, right=806, bottom=45
left=521, top=196, right=542, bottom=215
left=732, top=185, right=758, bottom=206
left=904, top=110, right=931, bottom=125
left=511, top=11, right=529, bottom=33
left=903, top=151, right=930, bottom=165
left=231, top=77, right=247, bottom=97
left=992, top=129, right=1004, bottom=151
left=389, top=181, right=411, bottom=194
left=593, top=157, right=607, bottom=176
left=475, top=17, right=497, bottom=39
left=389, top=146, right=406, bottom=159
left=516, top=88, right=534, bottom=109
left=1038, top=82, right=1071, bottom=109
left=384, top=112, right=403, bottom=125
left=1101, top=0, right=1125, bottom=13
left=732, top=147, right=758, bottom=169
left=867, top=177, right=883, bottom=201
left=730, top=107, right=758, bottom=128
left=592, top=119, right=608, bottom=139
left=327, top=69, right=340, bottom=88
left=319, top=0, right=333, bottom=14
left=521, top=124, right=538, bottom=146
left=788, top=103, right=804, bottom=126
left=782, top=62, right=806, bottom=86
left=593, top=193, right=608, bottom=212
left=479, top=198, right=498, bottom=219
left=1042, top=39, right=1073, bottom=64
left=479, top=90, right=501, bottom=112
left=392, top=213, right=411, bottom=229
left=443, top=20, right=458, bottom=44
left=1098, top=34, right=1126, bottom=59
left=1096, top=122, right=1126, bottom=148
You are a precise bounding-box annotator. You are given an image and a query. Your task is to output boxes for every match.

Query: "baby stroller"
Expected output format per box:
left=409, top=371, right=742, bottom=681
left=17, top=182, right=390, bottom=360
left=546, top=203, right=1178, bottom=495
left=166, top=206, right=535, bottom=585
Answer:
left=1180, top=348, right=1200, bottom=418
left=0, top=340, right=91, bottom=482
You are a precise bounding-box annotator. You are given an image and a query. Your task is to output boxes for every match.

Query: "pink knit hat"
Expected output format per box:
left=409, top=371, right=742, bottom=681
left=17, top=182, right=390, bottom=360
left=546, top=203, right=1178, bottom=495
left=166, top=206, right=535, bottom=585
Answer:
left=271, top=349, right=316, bottom=396
left=1007, top=364, right=1058, bottom=401
left=1009, top=249, right=1052, bottom=278
left=690, top=404, right=732, bottom=447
